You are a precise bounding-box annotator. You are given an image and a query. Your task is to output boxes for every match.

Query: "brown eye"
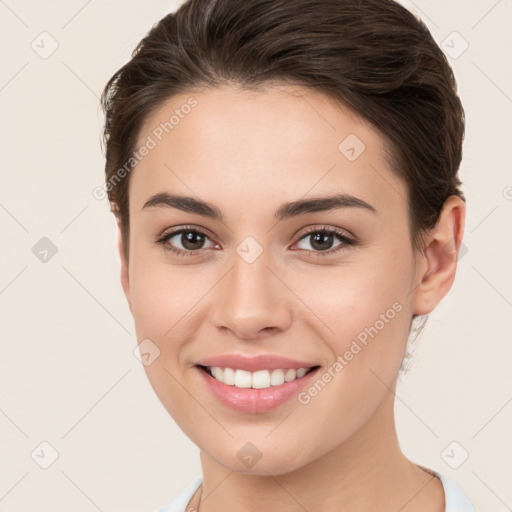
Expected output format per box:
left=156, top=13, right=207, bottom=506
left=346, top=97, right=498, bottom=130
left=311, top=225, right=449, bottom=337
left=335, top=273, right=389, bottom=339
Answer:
left=293, top=227, right=356, bottom=257
left=303, top=231, right=337, bottom=251
left=157, top=228, right=216, bottom=255
left=176, top=230, right=207, bottom=250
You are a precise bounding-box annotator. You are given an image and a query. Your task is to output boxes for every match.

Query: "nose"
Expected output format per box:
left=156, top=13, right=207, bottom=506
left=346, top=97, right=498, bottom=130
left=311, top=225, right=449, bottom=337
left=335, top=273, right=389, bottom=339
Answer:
left=211, top=250, right=293, bottom=341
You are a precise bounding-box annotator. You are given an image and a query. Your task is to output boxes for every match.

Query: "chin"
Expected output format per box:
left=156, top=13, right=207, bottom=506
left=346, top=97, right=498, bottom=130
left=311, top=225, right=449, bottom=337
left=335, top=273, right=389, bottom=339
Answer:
left=224, top=455, right=305, bottom=476
left=200, top=436, right=314, bottom=476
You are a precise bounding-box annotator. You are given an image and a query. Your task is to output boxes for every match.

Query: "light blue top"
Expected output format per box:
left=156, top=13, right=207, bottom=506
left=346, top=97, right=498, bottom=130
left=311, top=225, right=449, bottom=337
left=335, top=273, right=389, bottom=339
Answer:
left=154, top=469, right=475, bottom=512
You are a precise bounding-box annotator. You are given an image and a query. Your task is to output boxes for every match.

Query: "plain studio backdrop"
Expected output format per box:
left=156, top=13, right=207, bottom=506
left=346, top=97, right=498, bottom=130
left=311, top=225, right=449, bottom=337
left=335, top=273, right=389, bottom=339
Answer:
left=0, top=1, right=511, bottom=510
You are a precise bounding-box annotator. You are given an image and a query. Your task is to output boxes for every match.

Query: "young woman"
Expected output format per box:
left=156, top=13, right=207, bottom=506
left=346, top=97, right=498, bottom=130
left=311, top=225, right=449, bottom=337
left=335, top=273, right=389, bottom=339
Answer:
left=101, top=0, right=475, bottom=510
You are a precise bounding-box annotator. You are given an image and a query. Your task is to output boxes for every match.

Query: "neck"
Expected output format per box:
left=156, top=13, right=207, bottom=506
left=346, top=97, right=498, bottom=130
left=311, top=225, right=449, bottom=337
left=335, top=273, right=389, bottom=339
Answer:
left=196, top=392, right=445, bottom=512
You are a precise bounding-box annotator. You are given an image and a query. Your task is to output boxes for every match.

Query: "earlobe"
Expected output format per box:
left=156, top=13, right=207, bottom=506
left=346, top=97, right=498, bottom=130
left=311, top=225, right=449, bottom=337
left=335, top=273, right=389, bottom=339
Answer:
left=116, top=216, right=132, bottom=315
left=412, top=195, right=466, bottom=316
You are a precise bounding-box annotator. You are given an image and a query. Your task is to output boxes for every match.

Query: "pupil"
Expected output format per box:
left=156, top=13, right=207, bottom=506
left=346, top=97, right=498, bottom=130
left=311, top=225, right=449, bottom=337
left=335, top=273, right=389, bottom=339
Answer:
left=311, top=232, right=333, bottom=251
left=182, top=231, right=204, bottom=250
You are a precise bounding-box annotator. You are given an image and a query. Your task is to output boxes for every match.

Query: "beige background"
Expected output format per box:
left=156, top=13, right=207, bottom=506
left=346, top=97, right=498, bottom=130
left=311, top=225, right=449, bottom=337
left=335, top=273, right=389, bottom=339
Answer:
left=0, top=0, right=511, bottom=510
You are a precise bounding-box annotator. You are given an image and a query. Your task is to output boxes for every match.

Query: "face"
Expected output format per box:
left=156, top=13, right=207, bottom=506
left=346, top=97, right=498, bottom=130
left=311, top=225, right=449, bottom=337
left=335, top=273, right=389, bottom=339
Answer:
left=121, top=84, right=425, bottom=474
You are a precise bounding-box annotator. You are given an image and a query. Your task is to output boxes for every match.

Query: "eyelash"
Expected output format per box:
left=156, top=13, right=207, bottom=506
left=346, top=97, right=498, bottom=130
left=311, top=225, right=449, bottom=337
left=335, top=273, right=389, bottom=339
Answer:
left=155, top=225, right=357, bottom=259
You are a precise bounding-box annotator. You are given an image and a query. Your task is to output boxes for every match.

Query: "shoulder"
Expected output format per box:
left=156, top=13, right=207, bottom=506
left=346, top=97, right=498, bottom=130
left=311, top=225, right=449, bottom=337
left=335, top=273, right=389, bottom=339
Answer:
left=152, top=476, right=203, bottom=512
left=434, top=470, right=476, bottom=512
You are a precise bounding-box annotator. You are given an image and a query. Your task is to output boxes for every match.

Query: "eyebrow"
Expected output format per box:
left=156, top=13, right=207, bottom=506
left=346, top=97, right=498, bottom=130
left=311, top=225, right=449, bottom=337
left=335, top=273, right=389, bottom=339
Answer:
left=142, top=192, right=377, bottom=221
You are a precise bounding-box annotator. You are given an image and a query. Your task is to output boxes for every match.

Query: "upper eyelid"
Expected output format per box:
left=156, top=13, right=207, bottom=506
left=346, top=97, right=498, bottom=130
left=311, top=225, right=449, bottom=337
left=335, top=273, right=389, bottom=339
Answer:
left=158, top=224, right=215, bottom=239
left=298, top=225, right=354, bottom=239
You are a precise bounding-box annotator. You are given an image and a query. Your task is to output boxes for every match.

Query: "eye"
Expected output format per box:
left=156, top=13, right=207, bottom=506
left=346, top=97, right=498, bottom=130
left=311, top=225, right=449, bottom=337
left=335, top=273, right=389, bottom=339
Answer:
left=292, top=226, right=357, bottom=257
left=155, top=225, right=357, bottom=258
left=156, top=227, right=218, bottom=256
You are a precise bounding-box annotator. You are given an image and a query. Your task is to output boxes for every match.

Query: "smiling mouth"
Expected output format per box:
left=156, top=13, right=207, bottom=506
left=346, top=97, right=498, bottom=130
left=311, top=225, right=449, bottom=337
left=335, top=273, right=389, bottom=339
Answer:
left=197, top=364, right=321, bottom=390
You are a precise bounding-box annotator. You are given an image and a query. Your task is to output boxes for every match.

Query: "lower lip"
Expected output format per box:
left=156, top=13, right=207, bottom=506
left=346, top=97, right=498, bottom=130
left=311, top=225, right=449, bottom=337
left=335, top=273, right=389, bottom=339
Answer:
left=196, top=366, right=320, bottom=413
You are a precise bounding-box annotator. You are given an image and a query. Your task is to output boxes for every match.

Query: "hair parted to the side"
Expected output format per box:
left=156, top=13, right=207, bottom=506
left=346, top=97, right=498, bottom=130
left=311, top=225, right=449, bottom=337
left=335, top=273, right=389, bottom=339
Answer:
left=101, top=0, right=465, bottom=264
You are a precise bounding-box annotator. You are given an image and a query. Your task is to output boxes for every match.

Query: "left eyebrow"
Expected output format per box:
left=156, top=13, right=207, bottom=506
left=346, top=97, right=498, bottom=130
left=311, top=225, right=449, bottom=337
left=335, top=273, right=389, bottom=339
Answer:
left=141, top=192, right=377, bottom=221
left=274, top=193, right=377, bottom=221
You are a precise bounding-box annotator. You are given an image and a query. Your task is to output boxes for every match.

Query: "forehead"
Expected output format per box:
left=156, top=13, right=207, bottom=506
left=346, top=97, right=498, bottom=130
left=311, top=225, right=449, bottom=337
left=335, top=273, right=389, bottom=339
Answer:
left=129, top=84, right=406, bottom=220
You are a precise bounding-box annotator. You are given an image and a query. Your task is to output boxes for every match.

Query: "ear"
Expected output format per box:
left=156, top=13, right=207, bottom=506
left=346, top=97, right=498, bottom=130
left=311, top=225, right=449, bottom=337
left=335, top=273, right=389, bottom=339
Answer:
left=412, top=195, right=466, bottom=316
left=116, top=215, right=132, bottom=315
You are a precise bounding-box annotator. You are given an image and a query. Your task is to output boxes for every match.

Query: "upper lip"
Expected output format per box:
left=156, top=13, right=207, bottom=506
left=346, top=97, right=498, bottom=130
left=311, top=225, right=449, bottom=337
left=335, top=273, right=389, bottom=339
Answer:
left=196, top=354, right=319, bottom=372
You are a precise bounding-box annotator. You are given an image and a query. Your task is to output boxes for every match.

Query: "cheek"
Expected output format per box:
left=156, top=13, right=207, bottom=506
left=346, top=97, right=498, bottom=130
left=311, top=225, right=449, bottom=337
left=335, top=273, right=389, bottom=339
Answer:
left=288, top=247, right=414, bottom=406
left=128, top=240, right=199, bottom=334
left=128, top=249, right=217, bottom=393
left=289, top=268, right=411, bottom=458
left=127, top=257, right=202, bottom=421
left=291, top=250, right=413, bottom=347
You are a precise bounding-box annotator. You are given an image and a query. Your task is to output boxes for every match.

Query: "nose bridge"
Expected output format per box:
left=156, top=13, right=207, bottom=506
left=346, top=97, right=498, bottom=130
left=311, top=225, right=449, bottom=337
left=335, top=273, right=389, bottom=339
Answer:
left=212, top=240, right=291, bottom=338
left=231, top=247, right=272, bottom=301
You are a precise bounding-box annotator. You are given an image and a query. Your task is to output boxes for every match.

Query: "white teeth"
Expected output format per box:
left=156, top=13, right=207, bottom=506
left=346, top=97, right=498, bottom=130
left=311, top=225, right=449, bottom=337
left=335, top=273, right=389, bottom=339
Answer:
left=206, top=366, right=312, bottom=389
left=284, top=369, right=297, bottom=382
left=223, top=367, right=235, bottom=385
left=270, top=369, right=285, bottom=386
left=234, top=369, right=252, bottom=388
left=211, top=367, right=223, bottom=381
left=252, top=370, right=271, bottom=389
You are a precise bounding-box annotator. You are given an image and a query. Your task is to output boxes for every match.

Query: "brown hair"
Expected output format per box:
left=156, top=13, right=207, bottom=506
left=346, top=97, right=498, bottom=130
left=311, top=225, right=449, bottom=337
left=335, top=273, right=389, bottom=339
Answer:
left=101, top=0, right=465, bottom=262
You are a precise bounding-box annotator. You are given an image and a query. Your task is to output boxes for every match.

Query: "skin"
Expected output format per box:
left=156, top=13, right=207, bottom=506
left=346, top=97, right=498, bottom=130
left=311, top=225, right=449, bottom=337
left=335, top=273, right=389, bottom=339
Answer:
left=116, top=84, right=465, bottom=512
